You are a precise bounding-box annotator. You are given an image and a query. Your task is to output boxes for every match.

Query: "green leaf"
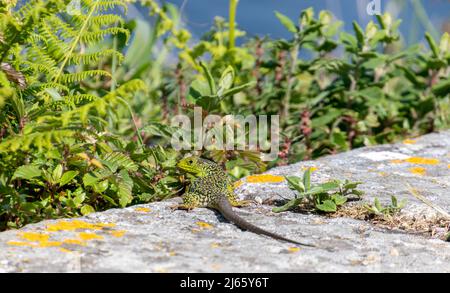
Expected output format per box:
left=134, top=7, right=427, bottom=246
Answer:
left=117, top=170, right=133, bottom=207
left=217, top=66, right=235, bottom=97
left=83, top=173, right=99, bottom=187
left=352, top=21, right=365, bottom=46
left=331, top=194, right=347, bottom=206
left=275, top=11, right=297, bottom=33
left=221, top=81, right=255, bottom=98
left=12, top=165, right=42, bottom=180
left=425, top=32, right=439, bottom=58
left=285, top=176, right=305, bottom=193
left=199, top=61, right=216, bottom=95
left=52, top=164, right=63, bottom=182
left=316, top=200, right=337, bottom=212
left=303, top=168, right=311, bottom=191
left=59, top=171, right=79, bottom=187
left=272, top=197, right=303, bottom=213
left=81, top=204, right=95, bottom=215
left=93, top=180, right=109, bottom=193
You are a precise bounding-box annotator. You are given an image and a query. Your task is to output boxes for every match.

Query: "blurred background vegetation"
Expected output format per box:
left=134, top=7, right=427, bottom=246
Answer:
left=0, top=0, right=448, bottom=230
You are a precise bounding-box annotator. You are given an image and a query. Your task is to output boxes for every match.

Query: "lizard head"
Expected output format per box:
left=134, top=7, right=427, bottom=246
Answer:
left=177, top=156, right=217, bottom=177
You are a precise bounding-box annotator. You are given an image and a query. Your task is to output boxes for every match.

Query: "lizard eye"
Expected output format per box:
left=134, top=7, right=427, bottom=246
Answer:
left=187, top=159, right=193, bottom=164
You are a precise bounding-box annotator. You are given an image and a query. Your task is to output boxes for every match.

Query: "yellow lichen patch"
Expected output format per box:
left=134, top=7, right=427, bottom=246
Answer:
left=7, top=241, right=35, bottom=247
left=405, top=157, right=439, bottom=165
left=409, top=167, right=426, bottom=176
left=19, top=232, right=50, bottom=242
left=448, top=164, right=450, bottom=169
left=46, top=220, right=115, bottom=232
left=109, top=230, right=126, bottom=238
left=301, top=166, right=318, bottom=172
left=135, top=207, right=151, bottom=213
left=378, top=172, right=388, bottom=177
left=288, top=247, right=301, bottom=253
left=95, top=223, right=116, bottom=228
left=78, top=232, right=104, bottom=241
left=210, top=243, right=221, bottom=248
left=196, top=221, right=213, bottom=229
left=59, top=248, right=73, bottom=253
left=246, top=174, right=285, bottom=183
left=63, top=239, right=86, bottom=246
left=37, top=241, right=62, bottom=247
left=233, top=180, right=244, bottom=189
left=390, top=159, right=404, bottom=164
left=169, top=251, right=177, bottom=256
left=403, top=139, right=417, bottom=144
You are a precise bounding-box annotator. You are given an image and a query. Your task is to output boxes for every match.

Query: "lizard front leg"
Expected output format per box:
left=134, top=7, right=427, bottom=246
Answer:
left=171, top=192, right=202, bottom=211
left=227, top=190, right=252, bottom=207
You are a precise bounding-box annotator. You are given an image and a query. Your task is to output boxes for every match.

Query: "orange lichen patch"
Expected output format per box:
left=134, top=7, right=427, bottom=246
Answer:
left=391, top=157, right=440, bottom=165
left=78, top=232, right=104, bottom=241
left=405, top=157, right=439, bottom=165
left=109, top=230, right=126, bottom=238
left=19, top=232, right=50, bottom=242
left=287, top=247, right=300, bottom=253
left=46, top=220, right=114, bottom=232
left=135, top=207, right=151, bottom=213
left=59, top=248, right=73, bottom=253
left=409, top=167, right=426, bottom=176
left=246, top=174, right=285, bottom=183
left=37, top=241, right=62, bottom=247
left=403, top=139, right=417, bottom=144
left=63, top=239, right=86, bottom=246
left=233, top=180, right=244, bottom=189
left=196, top=221, right=213, bottom=229
left=448, top=164, right=450, bottom=169
left=7, top=241, right=35, bottom=247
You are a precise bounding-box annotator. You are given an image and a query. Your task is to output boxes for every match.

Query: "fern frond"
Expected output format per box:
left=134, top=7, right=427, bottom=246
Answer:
left=82, top=0, right=128, bottom=13
left=80, top=27, right=130, bottom=44
left=0, top=129, right=76, bottom=152
left=58, top=70, right=111, bottom=83
left=68, top=49, right=124, bottom=65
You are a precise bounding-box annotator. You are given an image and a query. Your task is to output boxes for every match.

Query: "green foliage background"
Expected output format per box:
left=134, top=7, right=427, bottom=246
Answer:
left=0, top=0, right=448, bottom=230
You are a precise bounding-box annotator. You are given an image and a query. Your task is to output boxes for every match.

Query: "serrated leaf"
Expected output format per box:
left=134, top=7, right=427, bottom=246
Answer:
left=12, top=165, right=41, bottom=180
left=59, top=171, right=79, bottom=187
left=83, top=173, right=99, bottom=187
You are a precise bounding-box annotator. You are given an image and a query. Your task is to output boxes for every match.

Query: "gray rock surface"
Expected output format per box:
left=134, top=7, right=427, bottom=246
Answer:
left=1, top=130, right=449, bottom=272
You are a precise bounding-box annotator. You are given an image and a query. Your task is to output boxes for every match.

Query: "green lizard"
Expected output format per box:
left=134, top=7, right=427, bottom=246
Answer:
left=175, top=156, right=314, bottom=247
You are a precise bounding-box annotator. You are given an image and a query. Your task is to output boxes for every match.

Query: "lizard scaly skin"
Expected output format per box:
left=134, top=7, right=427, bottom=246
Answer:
left=176, top=156, right=314, bottom=247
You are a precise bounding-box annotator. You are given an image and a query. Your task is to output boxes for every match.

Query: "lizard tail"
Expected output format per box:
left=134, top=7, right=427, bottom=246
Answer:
left=215, top=197, right=315, bottom=247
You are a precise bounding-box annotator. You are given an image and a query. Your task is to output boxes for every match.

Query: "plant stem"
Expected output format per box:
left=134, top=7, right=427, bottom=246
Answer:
left=228, top=0, right=239, bottom=50
left=110, top=22, right=119, bottom=92
left=116, top=96, right=144, bottom=150
left=281, top=42, right=299, bottom=125
left=410, top=0, right=440, bottom=41
left=54, top=2, right=98, bottom=82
